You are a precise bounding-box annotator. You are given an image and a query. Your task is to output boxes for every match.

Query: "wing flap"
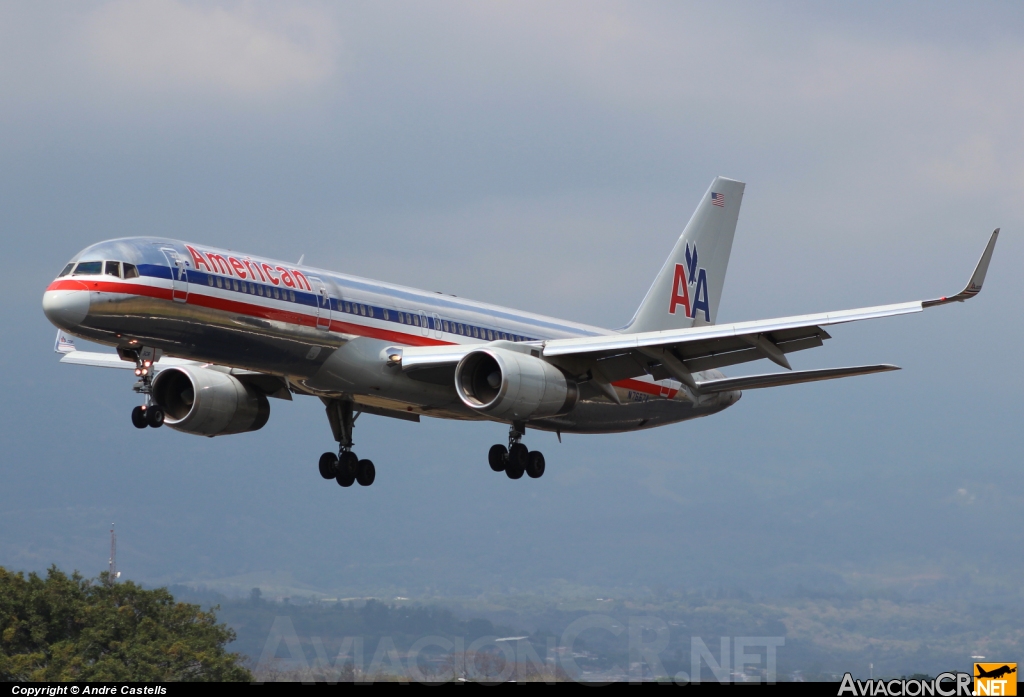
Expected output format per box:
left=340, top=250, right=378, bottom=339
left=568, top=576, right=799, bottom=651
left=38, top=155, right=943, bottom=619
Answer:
left=684, top=333, right=826, bottom=372
left=696, top=364, right=900, bottom=393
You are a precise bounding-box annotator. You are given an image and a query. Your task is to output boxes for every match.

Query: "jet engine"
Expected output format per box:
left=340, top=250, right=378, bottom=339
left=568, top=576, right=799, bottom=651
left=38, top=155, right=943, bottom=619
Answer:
left=150, top=366, right=270, bottom=436
left=455, top=347, right=578, bottom=420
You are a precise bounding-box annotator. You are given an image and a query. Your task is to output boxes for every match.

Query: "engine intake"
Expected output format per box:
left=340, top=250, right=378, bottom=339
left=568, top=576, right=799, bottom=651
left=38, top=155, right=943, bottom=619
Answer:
left=455, top=347, right=577, bottom=420
left=151, top=367, right=270, bottom=436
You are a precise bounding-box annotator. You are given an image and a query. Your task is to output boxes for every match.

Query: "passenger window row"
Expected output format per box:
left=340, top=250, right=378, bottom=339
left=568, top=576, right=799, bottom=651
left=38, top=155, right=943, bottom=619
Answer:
left=342, top=301, right=374, bottom=319
left=60, top=260, right=139, bottom=279
left=380, top=305, right=527, bottom=342
left=205, top=273, right=297, bottom=302
left=57, top=259, right=533, bottom=341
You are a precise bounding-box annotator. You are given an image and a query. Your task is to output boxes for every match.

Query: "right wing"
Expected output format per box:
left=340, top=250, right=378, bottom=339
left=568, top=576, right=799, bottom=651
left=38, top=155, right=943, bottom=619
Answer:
left=54, top=333, right=293, bottom=400
left=59, top=351, right=195, bottom=370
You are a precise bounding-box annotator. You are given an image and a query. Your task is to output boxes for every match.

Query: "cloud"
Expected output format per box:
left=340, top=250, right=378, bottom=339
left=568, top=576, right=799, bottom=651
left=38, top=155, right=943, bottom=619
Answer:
left=955, top=487, right=976, bottom=505
left=84, top=0, right=338, bottom=96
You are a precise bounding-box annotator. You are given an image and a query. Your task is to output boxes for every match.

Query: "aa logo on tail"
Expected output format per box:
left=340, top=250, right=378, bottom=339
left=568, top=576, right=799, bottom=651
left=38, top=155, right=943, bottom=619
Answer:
left=669, top=243, right=710, bottom=321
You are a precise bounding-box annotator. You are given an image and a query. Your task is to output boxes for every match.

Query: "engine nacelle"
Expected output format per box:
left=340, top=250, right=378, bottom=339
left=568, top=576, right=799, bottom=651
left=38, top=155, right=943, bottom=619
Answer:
left=455, top=347, right=578, bottom=420
left=151, top=366, right=270, bottom=436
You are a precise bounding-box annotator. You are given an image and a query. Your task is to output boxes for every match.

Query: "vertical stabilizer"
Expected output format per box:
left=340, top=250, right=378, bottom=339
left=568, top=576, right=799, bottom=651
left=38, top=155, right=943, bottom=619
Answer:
left=624, top=176, right=744, bottom=333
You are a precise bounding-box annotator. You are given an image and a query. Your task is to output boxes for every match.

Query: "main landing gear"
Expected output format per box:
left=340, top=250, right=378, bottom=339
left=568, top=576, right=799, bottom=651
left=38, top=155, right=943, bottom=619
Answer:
left=129, top=350, right=163, bottom=429
left=318, top=398, right=375, bottom=488
left=487, top=423, right=545, bottom=480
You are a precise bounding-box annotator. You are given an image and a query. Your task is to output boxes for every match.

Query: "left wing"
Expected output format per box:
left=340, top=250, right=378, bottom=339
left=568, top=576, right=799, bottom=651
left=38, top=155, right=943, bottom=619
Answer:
left=540, top=229, right=998, bottom=390
left=395, top=230, right=998, bottom=394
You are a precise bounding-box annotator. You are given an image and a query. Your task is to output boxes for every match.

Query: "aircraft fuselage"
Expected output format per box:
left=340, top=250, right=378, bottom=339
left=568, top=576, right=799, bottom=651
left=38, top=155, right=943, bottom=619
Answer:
left=43, top=237, right=737, bottom=434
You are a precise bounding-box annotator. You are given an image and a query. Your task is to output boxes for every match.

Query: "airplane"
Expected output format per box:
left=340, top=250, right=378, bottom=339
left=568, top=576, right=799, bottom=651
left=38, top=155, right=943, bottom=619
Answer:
left=975, top=665, right=1016, bottom=680
left=42, top=177, right=999, bottom=488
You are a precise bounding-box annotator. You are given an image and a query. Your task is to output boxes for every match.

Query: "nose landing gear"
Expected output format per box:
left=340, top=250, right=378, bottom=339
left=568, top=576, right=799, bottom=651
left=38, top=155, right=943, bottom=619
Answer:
left=318, top=399, right=375, bottom=488
left=488, top=424, right=545, bottom=480
left=131, top=405, right=148, bottom=429
left=128, top=349, right=163, bottom=429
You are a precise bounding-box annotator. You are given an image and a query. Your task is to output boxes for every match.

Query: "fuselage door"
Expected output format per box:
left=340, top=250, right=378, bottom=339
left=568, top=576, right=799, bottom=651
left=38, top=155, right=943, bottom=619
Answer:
left=310, top=276, right=332, bottom=331
left=431, top=312, right=443, bottom=339
left=160, top=248, right=188, bottom=303
left=418, top=310, right=429, bottom=337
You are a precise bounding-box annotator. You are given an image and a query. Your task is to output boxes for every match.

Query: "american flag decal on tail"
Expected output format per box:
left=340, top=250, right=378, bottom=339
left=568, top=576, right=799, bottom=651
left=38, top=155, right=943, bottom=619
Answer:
left=711, top=192, right=725, bottom=207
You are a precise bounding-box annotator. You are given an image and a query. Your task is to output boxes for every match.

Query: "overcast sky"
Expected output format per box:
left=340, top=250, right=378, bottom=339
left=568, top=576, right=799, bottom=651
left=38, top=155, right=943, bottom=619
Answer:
left=1, top=1, right=1022, bottom=598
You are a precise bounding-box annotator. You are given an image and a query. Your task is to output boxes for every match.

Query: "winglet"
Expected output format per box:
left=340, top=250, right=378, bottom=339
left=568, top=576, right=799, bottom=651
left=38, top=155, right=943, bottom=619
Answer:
left=54, top=330, right=76, bottom=354
left=923, top=229, right=999, bottom=308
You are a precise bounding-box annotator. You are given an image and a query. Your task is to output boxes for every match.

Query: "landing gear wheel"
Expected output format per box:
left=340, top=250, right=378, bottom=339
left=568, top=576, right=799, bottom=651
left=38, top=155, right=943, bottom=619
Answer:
left=506, top=443, right=527, bottom=479
left=526, top=451, right=545, bottom=479
left=318, top=452, right=338, bottom=479
left=488, top=444, right=508, bottom=472
left=508, top=443, right=528, bottom=470
left=338, top=452, right=358, bottom=477
left=145, top=406, right=164, bottom=428
left=336, top=451, right=357, bottom=487
left=356, top=459, right=376, bottom=486
left=131, top=406, right=148, bottom=429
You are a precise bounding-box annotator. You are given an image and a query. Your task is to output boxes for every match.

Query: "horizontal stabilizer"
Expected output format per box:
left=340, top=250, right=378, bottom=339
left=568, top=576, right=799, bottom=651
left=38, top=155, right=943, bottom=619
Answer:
left=695, top=364, right=900, bottom=394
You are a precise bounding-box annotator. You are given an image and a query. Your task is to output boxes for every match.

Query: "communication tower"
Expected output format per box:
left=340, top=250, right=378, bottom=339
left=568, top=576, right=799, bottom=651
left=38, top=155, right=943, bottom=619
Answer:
left=108, top=524, right=121, bottom=583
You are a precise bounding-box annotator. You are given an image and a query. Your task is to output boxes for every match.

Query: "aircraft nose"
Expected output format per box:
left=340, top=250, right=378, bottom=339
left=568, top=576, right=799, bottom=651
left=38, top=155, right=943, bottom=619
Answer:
left=42, top=288, right=90, bottom=329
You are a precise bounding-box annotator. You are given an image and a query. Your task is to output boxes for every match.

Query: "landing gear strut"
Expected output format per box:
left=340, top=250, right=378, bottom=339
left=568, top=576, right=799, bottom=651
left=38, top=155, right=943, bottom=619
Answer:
left=319, top=398, right=375, bottom=488
left=128, top=349, right=162, bottom=429
left=488, top=423, right=545, bottom=480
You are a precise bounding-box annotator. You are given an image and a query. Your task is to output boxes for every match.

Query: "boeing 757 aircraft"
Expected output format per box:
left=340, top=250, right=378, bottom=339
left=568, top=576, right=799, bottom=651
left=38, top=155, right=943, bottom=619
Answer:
left=42, top=177, right=998, bottom=488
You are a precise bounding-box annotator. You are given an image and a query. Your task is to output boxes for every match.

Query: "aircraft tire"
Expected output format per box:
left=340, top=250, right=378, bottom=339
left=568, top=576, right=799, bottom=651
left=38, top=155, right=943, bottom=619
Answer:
left=356, top=459, right=375, bottom=486
left=526, top=451, right=545, bottom=479
left=488, top=444, right=508, bottom=472
left=338, top=451, right=358, bottom=478
left=505, top=460, right=525, bottom=479
left=146, top=406, right=165, bottom=428
left=508, top=443, right=528, bottom=471
left=131, top=406, right=148, bottom=429
left=318, top=452, right=338, bottom=479
left=336, top=472, right=355, bottom=487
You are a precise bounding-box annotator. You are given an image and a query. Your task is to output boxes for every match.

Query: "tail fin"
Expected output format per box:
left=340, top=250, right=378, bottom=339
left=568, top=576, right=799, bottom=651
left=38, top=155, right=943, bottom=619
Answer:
left=624, top=176, right=744, bottom=333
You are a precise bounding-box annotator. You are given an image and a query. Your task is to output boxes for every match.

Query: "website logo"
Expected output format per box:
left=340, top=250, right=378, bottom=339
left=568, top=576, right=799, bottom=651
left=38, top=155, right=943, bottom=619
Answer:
left=975, top=663, right=1017, bottom=696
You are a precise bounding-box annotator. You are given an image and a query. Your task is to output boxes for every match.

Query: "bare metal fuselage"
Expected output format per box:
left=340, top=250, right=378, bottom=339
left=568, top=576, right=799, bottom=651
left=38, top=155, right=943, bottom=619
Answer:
left=43, top=237, right=738, bottom=434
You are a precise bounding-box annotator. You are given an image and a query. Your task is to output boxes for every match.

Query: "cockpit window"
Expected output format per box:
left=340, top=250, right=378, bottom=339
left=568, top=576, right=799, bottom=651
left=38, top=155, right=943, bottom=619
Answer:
left=72, top=261, right=103, bottom=276
left=105, top=261, right=121, bottom=277
left=58, top=263, right=74, bottom=277
left=123, top=263, right=139, bottom=279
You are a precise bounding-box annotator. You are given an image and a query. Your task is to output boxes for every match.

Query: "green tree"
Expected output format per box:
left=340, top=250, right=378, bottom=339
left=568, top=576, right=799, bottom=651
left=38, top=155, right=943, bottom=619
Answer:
left=0, top=566, right=251, bottom=682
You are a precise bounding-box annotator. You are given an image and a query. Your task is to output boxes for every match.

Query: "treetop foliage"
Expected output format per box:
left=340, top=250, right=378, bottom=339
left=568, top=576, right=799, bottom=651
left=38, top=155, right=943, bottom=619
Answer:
left=0, top=566, right=251, bottom=682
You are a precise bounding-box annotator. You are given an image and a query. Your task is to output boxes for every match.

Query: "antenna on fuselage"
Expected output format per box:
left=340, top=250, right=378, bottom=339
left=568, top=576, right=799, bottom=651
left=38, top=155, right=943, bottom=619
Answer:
left=297, top=254, right=305, bottom=265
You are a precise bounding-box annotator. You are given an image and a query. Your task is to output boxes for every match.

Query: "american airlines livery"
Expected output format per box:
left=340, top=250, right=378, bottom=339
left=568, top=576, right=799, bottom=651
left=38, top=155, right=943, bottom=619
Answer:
left=42, top=178, right=998, bottom=488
